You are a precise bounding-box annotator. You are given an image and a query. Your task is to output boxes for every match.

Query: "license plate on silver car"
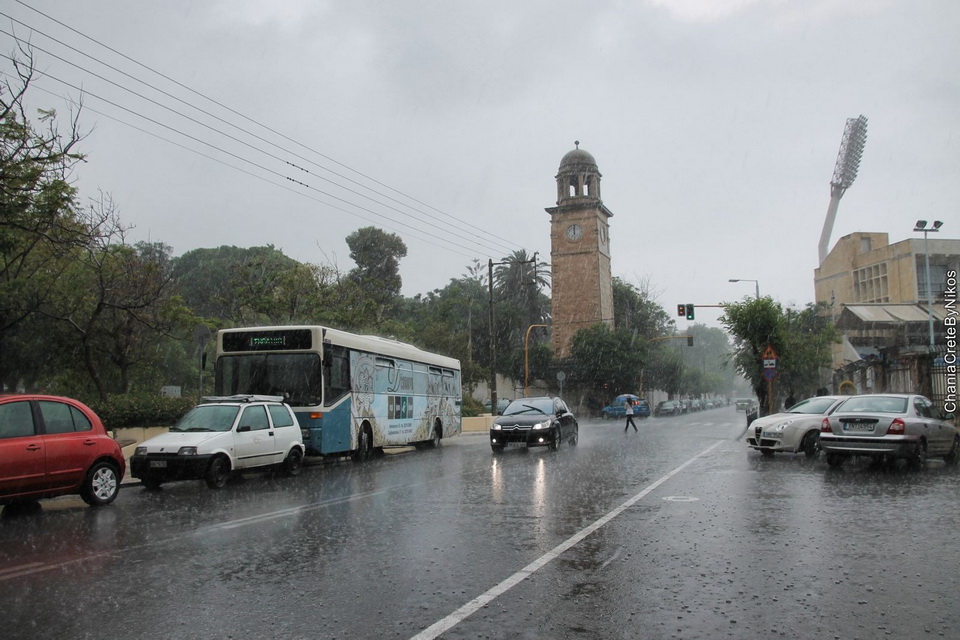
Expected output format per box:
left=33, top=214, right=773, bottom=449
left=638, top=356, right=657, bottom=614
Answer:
left=843, top=423, right=873, bottom=431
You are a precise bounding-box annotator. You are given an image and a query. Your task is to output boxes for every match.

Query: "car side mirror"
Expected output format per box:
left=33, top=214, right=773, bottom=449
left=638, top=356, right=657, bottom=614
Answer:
left=944, top=413, right=955, bottom=421
left=237, top=425, right=251, bottom=433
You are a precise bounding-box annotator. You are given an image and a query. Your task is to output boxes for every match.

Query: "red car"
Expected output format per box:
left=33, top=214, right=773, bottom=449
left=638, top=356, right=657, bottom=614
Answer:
left=0, top=394, right=126, bottom=507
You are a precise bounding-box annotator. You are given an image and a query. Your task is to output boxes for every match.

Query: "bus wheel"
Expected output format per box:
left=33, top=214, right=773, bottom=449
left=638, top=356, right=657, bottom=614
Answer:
left=352, top=425, right=373, bottom=462
left=426, top=422, right=441, bottom=449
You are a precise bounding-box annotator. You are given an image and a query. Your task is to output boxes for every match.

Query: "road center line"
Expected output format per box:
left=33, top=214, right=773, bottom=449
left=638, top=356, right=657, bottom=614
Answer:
left=408, top=441, right=723, bottom=640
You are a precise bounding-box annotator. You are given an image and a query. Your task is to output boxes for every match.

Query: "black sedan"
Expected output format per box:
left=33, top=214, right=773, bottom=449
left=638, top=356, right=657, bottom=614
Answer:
left=490, top=396, right=578, bottom=453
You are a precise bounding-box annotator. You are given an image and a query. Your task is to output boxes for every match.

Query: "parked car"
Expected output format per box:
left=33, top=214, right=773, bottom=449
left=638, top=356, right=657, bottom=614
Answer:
left=130, top=395, right=305, bottom=489
left=600, top=394, right=650, bottom=419
left=819, top=394, right=959, bottom=469
left=490, top=396, right=578, bottom=453
left=654, top=400, right=682, bottom=417
left=745, top=395, right=845, bottom=458
left=483, top=398, right=511, bottom=415
left=734, top=398, right=756, bottom=411
left=0, top=394, right=125, bottom=507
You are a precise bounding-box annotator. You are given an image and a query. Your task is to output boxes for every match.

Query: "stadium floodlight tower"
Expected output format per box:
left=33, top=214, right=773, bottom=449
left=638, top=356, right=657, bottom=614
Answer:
left=818, top=115, right=868, bottom=264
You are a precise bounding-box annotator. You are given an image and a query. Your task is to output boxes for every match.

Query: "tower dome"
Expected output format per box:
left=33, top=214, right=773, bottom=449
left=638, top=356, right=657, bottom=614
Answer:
left=558, top=142, right=598, bottom=172
left=555, top=141, right=601, bottom=203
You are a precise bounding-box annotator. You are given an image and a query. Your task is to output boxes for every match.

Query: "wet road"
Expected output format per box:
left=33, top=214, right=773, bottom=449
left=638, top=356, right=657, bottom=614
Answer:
left=2, top=408, right=958, bottom=639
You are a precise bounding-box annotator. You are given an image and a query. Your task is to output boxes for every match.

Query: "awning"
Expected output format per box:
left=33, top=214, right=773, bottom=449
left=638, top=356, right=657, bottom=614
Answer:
left=835, top=303, right=947, bottom=330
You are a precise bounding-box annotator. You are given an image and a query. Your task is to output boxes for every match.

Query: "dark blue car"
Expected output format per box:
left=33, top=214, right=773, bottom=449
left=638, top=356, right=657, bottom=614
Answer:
left=600, top=394, right=650, bottom=419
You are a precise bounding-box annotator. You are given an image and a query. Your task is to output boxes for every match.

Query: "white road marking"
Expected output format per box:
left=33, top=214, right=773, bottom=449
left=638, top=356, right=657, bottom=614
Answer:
left=408, top=441, right=723, bottom=640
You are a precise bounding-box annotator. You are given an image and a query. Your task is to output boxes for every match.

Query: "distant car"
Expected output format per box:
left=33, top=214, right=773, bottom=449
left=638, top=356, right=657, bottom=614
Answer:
left=745, top=395, right=845, bottom=458
left=735, top=398, right=756, bottom=411
left=819, top=394, right=959, bottom=469
left=654, top=400, right=682, bottom=417
left=0, top=394, right=125, bottom=507
left=688, top=399, right=702, bottom=412
left=490, top=396, right=578, bottom=453
left=483, top=398, right=511, bottom=415
left=130, top=395, right=305, bottom=489
left=600, top=394, right=650, bottom=419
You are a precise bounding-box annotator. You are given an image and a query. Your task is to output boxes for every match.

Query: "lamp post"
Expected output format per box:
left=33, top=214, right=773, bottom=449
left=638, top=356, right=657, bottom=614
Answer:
left=728, top=278, right=760, bottom=298
left=913, top=220, right=943, bottom=348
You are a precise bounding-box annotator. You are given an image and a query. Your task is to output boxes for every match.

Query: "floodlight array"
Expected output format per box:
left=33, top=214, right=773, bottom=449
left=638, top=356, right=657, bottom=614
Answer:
left=831, top=115, right=868, bottom=190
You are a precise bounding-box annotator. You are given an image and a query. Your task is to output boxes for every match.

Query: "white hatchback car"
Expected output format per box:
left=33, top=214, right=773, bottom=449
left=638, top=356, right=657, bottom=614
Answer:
left=745, top=395, right=846, bottom=458
left=130, top=395, right=304, bottom=489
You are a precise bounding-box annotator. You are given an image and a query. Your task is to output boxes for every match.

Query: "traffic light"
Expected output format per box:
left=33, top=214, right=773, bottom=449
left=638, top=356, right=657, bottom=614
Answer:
left=687, top=336, right=694, bottom=347
left=685, top=303, right=695, bottom=320
left=677, top=304, right=686, bottom=317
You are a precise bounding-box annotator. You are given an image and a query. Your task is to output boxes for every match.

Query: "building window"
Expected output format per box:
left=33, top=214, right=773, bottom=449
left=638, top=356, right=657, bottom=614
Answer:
left=853, top=262, right=889, bottom=303
left=916, top=259, right=947, bottom=301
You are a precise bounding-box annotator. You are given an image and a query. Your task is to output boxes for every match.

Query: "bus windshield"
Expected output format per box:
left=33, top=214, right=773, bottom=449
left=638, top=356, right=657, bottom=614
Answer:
left=216, top=353, right=321, bottom=407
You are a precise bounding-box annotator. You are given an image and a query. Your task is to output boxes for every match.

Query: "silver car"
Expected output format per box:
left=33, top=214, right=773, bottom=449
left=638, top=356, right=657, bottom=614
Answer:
left=745, top=395, right=845, bottom=458
left=819, top=394, right=959, bottom=469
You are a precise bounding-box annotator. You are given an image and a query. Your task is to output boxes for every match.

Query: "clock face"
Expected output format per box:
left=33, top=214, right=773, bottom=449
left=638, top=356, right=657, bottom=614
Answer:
left=598, top=224, right=607, bottom=245
left=566, top=223, right=583, bottom=241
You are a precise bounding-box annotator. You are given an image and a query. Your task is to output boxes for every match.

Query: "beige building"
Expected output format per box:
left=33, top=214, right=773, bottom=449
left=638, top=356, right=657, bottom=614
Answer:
left=814, top=231, right=959, bottom=308
left=814, top=231, right=959, bottom=400
left=546, top=144, right=614, bottom=358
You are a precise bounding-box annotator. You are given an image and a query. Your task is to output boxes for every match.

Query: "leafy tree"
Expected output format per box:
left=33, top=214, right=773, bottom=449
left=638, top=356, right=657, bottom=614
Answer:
left=0, top=48, right=88, bottom=389
left=172, top=245, right=301, bottom=323
left=678, top=324, right=736, bottom=397
left=38, top=197, right=191, bottom=400
left=569, top=323, right=647, bottom=399
left=720, top=297, right=837, bottom=414
left=612, top=277, right=675, bottom=338
left=492, top=250, right=551, bottom=379
left=779, top=303, right=838, bottom=398
left=346, top=226, right=407, bottom=326
left=400, top=274, right=488, bottom=388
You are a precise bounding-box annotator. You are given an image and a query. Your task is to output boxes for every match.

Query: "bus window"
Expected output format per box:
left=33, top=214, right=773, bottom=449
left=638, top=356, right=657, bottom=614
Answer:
left=323, top=345, right=351, bottom=406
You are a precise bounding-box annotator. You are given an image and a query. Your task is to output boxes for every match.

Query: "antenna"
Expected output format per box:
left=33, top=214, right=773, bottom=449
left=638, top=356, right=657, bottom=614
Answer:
left=818, top=115, right=868, bottom=264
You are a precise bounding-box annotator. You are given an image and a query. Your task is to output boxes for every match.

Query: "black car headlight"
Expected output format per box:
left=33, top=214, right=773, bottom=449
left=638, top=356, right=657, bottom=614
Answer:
left=492, top=424, right=502, bottom=431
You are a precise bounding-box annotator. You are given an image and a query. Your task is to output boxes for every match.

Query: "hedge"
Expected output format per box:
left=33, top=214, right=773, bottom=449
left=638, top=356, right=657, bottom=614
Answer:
left=88, top=394, right=196, bottom=430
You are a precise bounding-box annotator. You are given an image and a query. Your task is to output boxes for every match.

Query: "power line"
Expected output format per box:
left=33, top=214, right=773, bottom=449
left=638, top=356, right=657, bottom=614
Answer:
left=7, top=2, right=523, bottom=253
left=0, top=60, right=486, bottom=260
left=0, top=23, right=511, bottom=258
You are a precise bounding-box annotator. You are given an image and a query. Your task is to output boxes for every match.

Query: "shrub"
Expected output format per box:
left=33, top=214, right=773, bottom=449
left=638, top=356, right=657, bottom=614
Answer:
left=89, top=394, right=195, bottom=430
left=461, top=394, right=483, bottom=418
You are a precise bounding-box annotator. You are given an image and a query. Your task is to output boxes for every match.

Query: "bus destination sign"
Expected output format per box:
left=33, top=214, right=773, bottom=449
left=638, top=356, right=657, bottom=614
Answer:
left=222, top=329, right=313, bottom=352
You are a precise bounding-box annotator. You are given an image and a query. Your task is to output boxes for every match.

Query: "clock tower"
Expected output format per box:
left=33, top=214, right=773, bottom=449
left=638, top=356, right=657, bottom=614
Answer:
left=546, top=142, right=614, bottom=358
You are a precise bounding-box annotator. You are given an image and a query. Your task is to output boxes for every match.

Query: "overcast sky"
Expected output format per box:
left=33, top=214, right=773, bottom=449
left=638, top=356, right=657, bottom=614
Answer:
left=3, top=0, right=958, bottom=329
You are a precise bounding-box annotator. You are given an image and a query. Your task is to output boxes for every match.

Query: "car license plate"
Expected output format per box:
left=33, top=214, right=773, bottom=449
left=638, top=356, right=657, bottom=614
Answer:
left=843, top=423, right=873, bottom=432
left=149, top=460, right=167, bottom=468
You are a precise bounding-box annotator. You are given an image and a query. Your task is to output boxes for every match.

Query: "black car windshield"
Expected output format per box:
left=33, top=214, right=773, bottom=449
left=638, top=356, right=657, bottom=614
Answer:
left=502, top=398, right=552, bottom=415
left=835, top=396, right=908, bottom=414
left=170, top=405, right=240, bottom=432
left=787, top=397, right=839, bottom=415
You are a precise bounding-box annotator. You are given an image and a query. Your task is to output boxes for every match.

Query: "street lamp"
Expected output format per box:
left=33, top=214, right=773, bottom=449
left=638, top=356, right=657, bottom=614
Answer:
left=913, top=220, right=943, bottom=348
left=728, top=278, right=760, bottom=298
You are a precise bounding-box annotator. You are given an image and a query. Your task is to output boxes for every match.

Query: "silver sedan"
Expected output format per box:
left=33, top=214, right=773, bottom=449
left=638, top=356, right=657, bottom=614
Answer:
left=819, top=394, right=959, bottom=469
left=745, top=395, right=845, bottom=458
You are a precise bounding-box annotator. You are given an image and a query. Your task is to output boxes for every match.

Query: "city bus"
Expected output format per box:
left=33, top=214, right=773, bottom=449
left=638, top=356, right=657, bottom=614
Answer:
left=214, top=326, right=462, bottom=459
